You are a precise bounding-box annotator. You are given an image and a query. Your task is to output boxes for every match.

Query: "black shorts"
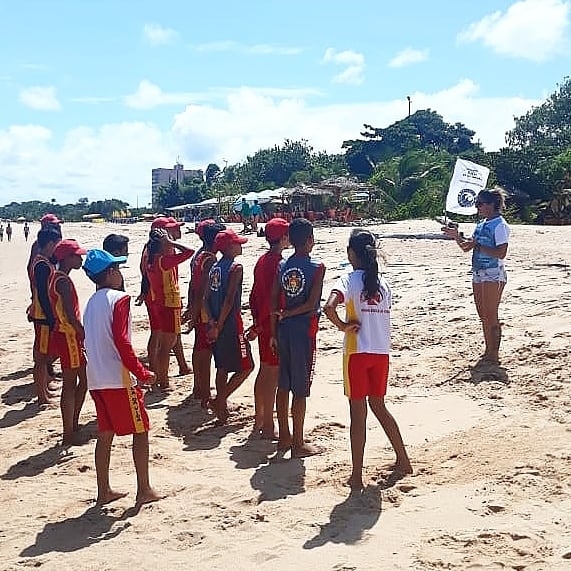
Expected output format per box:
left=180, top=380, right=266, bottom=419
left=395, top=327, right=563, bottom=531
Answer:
left=212, top=313, right=254, bottom=373
left=277, top=319, right=317, bottom=398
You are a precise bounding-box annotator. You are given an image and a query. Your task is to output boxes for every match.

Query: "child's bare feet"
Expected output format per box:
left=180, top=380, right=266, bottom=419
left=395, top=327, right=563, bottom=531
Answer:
left=292, top=442, right=323, bottom=458
left=277, top=436, right=292, bottom=452
left=135, top=487, right=164, bottom=506
left=96, top=490, right=128, bottom=506
left=394, top=458, right=413, bottom=475
left=346, top=474, right=364, bottom=490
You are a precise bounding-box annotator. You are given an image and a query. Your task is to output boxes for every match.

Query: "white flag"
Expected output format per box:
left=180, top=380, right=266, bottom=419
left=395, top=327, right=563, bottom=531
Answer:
left=446, top=158, right=490, bottom=215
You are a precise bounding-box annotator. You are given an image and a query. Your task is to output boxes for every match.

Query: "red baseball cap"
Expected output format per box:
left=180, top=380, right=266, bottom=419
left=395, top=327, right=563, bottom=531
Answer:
left=214, top=229, right=248, bottom=252
left=168, top=217, right=185, bottom=227
left=265, top=218, right=289, bottom=242
left=53, top=239, right=87, bottom=261
left=196, top=219, right=215, bottom=238
left=40, top=213, right=62, bottom=225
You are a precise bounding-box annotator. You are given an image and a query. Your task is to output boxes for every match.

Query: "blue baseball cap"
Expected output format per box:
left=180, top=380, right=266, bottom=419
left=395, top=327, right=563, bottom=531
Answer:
left=83, top=248, right=127, bottom=277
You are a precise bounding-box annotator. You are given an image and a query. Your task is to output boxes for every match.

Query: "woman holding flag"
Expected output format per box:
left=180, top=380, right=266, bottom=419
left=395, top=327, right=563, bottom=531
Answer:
left=442, top=187, right=510, bottom=365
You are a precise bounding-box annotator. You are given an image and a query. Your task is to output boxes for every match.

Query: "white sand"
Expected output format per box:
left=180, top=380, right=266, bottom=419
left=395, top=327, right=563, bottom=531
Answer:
left=0, top=219, right=570, bottom=570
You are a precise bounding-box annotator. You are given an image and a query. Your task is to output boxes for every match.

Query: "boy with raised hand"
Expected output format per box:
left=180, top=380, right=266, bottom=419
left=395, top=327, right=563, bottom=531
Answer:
left=83, top=249, right=161, bottom=507
left=270, top=218, right=325, bottom=458
left=49, top=239, right=89, bottom=445
left=204, top=229, right=254, bottom=423
left=247, top=218, right=290, bottom=439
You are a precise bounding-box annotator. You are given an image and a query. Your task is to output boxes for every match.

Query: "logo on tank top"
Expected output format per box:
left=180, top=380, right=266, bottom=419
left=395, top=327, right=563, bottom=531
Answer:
left=209, top=266, right=222, bottom=292
left=282, top=267, right=306, bottom=297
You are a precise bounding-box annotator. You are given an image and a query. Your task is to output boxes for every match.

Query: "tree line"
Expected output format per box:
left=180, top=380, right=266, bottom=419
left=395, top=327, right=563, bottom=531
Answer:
left=4, top=77, right=571, bottom=224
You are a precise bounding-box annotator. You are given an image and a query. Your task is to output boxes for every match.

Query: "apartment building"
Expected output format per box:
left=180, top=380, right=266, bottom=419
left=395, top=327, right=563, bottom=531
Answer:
left=152, top=162, right=203, bottom=208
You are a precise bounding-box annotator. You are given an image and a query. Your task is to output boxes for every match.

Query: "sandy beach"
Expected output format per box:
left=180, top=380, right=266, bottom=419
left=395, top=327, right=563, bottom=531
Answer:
left=0, top=219, right=570, bottom=570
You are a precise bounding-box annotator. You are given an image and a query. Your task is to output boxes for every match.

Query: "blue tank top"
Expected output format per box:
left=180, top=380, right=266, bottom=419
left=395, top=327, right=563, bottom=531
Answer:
left=207, top=257, right=242, bottom=321
left=279, top=254, right=324, bottom=327
left=472, top=216, right=506, bottom=271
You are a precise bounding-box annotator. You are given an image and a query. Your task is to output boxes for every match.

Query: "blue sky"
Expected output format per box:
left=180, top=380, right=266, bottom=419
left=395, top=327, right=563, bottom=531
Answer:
left=1, top=0, right=570, bottom=206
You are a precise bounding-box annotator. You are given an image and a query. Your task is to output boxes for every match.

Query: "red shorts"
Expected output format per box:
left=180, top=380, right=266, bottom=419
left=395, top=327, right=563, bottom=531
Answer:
left=194, top=321, right=211, bottom=351
left=52, top=331, right=86, bottom=369
left=258, top=326, right=278, bottom=366
left=90, top=386, right=150, bottom=436
left=145, top=300, right=161, bottom=330
left=344, top=353, right=389, bottom=399
left=33, top=323, right=57, bottom=357
left=154, top=306, right=181, bottom=334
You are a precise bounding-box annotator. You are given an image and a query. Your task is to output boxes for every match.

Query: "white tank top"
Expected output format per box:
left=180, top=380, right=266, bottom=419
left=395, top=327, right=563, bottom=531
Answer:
left=83, top=288, right=135, bottom=390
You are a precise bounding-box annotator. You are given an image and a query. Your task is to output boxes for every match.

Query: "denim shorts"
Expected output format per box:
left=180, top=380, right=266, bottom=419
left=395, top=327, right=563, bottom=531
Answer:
left=472, top=267, right=507, bottom=284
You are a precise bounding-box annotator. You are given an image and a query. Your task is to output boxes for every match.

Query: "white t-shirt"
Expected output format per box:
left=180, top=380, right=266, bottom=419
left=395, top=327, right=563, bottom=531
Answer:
left=332, top=270, right=391, bottom=356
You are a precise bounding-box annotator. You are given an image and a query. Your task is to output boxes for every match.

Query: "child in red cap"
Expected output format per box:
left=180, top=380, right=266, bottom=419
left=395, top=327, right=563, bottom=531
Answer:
left=247, top=218, right=290, bottom=438
left=49, top=239, right=88, bottom=444
left=204, top=229, right=254, bottom=423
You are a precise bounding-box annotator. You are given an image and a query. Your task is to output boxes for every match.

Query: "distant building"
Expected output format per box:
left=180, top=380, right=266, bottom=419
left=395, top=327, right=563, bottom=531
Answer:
left=152, top=162, right=203, bottom=209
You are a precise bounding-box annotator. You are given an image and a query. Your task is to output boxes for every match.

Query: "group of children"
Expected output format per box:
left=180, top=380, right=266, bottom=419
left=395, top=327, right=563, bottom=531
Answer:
left=25, top=211, right=412, bottom=505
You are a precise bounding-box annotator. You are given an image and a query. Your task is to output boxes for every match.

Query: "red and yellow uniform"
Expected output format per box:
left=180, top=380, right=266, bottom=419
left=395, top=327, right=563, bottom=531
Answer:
left=29, top=254, right=57, bottom=356
left=190, top=250, right=216, bottom=350
left=49, top=270, right=86, bottom=369
left=147, top=249, right=194, bottom=333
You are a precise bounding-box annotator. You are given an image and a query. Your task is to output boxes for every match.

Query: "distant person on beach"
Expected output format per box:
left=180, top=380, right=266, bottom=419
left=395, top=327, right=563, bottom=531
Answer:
left=6, top=222, right=12, bottom=242
left=146, top=226, right=194, bottom=390
left=0, top=223, right=3, bottom=242
left=49, top=239, right=88, bottom=445
left=83, top=249, right=161, bottom=506
left=247, top=218, right=290, bottom=439
left=324, top=229, right=412, bottom=489
left=240, top=198, right=251, bottom=234
left=251, top=199, right=262, bottom=233
left=29, top=227, right=62, bottom=405
left=270, top=217, right=325, bottom=458
left=204, top=229, right=254, bottom=423
left=24, top=222, right=30, bottom=242
left=184, top=221, right=225, bottom=406
left=442, top=188, right=510, bottom=365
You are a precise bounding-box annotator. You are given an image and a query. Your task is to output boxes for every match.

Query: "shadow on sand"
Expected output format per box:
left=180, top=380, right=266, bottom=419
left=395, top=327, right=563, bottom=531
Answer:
left=166, top=395, right=250, bottom=451
left=0, top=366, right=35, bottom=384
left=303, top=486, right=382, bottom=549
left=250, top=457, right=306, bottom=503
left=20, top=505, right=133, bottom=557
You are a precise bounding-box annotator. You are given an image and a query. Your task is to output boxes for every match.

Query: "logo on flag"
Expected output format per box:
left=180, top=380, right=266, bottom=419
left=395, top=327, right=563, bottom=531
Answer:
left=446, top=159, right=490, bottom=215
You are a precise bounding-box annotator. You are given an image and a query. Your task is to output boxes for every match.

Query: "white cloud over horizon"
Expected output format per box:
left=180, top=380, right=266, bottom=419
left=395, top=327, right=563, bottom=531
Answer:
left=458, top=0, right=571, bottom=62
left=143, top=23, right=178, bottom=46
left=1, top=81, right=539, bottom=206
left=389, top=47, right=429, bottom=68
left=322, top=48, right=365, bottom=85
left=19, top=86, right=61, bottom=111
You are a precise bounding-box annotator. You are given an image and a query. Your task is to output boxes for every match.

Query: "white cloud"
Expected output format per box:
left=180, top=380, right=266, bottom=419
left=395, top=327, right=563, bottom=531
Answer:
left=19, top=86, right=61, bottom=111
left=192, top=41, right=303, bottom=55
left=124, top=80, right=197, bottom=109
left=0, top=122, right=174, bottom=205
left=143, top=23, right=178, bottom=46
left=458, top=0, right=570, bottom=62
left=0, top=81, right=540, bottom=205
left=389, top=47, right=429, bottom=68
left=322, top=48, right=365, bottom=85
